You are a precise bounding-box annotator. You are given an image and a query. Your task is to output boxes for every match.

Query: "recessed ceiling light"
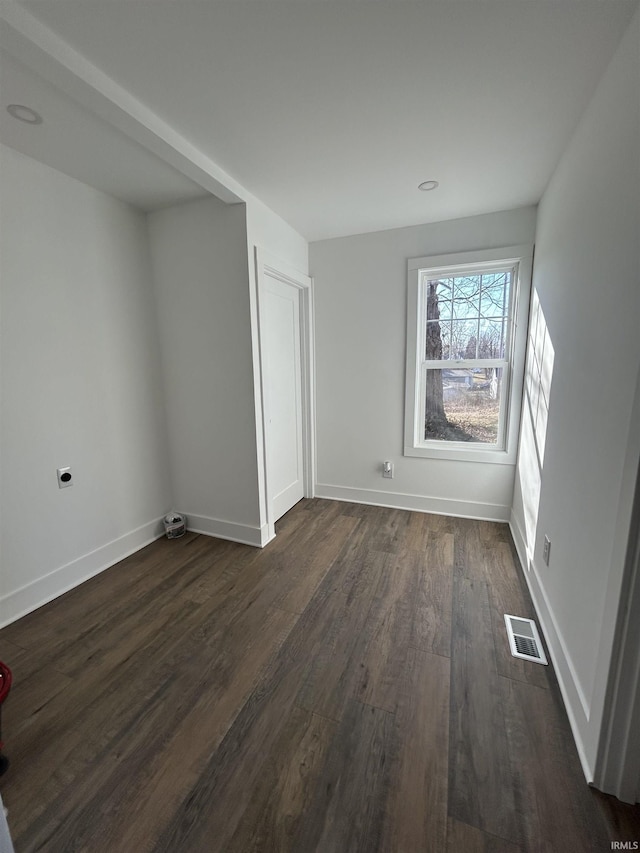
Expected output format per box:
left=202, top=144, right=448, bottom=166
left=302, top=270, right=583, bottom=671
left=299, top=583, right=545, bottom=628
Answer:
left=418, top=180, right=439, bottom=192
left=7, top=104, right=43, bottom=125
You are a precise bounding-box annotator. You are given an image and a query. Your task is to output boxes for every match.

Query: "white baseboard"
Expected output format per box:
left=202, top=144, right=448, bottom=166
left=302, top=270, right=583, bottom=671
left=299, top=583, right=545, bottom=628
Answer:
left=315, top=483, right=510, bottom=522
left=509, top=512, right=594, bottom=783
left=0, top=517, right=165, bottom=629
left=509, top=512, right=531, bottom=569
left=185, top=513, right=272, bottom=548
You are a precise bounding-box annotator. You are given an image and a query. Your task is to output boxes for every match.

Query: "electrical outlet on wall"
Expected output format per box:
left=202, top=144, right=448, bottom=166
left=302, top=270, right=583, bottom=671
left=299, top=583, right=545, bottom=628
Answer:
left=543, top=535, right=551, bottom=566
left=382, top=461, right=394, bottom=479
left=57, top=467, right=73, bottom=488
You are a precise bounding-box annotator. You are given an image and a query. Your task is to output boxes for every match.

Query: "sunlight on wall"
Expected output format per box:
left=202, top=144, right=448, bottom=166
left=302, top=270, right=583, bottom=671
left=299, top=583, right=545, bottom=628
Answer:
left=515, top=289, right=555, bottom=561
left=526, top=289, right=554, bottom=466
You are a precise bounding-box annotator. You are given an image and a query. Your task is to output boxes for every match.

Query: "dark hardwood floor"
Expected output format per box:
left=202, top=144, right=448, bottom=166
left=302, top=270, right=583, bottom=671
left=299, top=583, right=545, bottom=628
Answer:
left=0, top=498, right=638, bottom=852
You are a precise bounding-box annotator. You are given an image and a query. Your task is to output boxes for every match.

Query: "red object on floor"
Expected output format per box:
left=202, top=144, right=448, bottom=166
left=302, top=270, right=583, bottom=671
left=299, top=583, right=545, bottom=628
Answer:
left=0, top=661, right=12, bottom=774
left=0, top=662, right=11, bottom=705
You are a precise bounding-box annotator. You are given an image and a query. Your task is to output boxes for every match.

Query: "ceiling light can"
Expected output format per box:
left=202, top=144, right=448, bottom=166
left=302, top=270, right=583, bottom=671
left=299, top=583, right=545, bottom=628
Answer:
left=6, top=104, right=43, bottom=124
left=418, top=180, right=439, bottom=192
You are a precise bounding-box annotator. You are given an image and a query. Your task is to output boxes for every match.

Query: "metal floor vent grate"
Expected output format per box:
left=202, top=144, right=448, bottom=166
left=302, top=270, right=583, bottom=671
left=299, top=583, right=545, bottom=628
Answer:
left=504, top=614, right=548, bottom=665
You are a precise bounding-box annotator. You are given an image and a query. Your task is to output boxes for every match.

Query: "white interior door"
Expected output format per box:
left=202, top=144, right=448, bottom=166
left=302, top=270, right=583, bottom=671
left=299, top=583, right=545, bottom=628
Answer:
left=263, top=275, right=305, bottom=521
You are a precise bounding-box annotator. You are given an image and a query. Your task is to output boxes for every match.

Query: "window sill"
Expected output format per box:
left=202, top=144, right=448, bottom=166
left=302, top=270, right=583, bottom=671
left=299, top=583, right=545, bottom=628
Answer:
left=404, top=444, right=516, bottom=465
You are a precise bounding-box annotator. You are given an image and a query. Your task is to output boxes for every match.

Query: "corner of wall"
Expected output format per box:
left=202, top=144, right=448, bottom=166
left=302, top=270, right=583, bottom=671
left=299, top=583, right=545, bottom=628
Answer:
left=183, top=512, right=272, bottom=548
left=0, top=517, right=166, bottom=629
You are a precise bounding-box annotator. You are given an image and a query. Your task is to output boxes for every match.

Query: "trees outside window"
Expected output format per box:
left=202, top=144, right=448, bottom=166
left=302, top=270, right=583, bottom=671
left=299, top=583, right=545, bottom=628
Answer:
left=423, top=269, right=511, bottom=443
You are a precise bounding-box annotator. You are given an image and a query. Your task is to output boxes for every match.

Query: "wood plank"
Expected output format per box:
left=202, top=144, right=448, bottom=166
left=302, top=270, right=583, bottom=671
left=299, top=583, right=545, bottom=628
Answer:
left=270, top=521, right=378, bottom=674
left=367, top=507, right=411, bottom=554
left=410, top=529, right=454, bottom=657
left=403, top=509, right=432, bottom=552
left=449, top=575, right=523, bottom=846
left=296, top=549, right=391, bottom=721
left=333, top=500, right=370, bottom=518
left=320, top=514, right=372, bottom=595
left=501, top=675, right=612, bottom=852
left=453, top=518, right=487, bottom=582
left=0, top=638, right=50, bottom=684
left=226, top=708, right=337, bottom=853
left=2, top=662, right=72, bottom=741
left=476, top=520, right=510, bottom=546
left=382, top=648, right=450, bottom=853
left=446, top=818, right=523, bottom=853
left=291, top=699, right=395, bottom=853
left=353, top=554, right=415, bottom=714
left=267, top=514, right=359, bottom=615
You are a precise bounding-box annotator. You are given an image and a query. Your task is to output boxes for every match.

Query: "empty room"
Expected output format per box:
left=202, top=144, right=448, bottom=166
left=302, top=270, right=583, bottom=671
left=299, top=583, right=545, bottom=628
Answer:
left=1, top=1, right=639, bottom=851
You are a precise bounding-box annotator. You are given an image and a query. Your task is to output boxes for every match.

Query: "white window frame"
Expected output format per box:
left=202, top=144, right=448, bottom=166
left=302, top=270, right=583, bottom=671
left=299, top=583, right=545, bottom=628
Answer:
left=404, top=245, right=533, bottom=464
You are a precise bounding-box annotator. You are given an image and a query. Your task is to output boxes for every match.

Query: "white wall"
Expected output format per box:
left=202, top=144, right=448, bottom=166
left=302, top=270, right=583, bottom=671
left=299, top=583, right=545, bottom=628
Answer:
left=510, top=8, right=640, bottom=781
left=245, top=196, right=309, bottom=277
left=0, top=145, right=172, bottom=626
left=310, top=207, right=537, bottom=520
left=147, top=197, right=265, bottom=545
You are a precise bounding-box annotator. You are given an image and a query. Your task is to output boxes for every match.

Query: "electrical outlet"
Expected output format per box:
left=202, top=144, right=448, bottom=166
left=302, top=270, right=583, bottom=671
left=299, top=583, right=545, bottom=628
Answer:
left=57, top=467, right=73, bottom=489
left=382, top=461, right=394, bottom=479
left=543, top=535, right=551, bottom=566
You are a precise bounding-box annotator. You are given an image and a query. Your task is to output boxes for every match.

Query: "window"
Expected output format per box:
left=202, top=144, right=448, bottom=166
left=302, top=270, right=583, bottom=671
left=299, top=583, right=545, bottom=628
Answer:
left=405, top=246, right=532, bottom=463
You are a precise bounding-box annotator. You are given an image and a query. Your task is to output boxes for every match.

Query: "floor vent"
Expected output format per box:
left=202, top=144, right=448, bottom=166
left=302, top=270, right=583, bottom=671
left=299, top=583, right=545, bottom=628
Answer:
left=504, top=614, right=548, bottom=665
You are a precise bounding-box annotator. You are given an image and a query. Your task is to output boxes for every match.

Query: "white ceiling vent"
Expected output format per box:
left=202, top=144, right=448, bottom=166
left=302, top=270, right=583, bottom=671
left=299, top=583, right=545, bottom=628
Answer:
left=504, top=614, right=548, bottom=665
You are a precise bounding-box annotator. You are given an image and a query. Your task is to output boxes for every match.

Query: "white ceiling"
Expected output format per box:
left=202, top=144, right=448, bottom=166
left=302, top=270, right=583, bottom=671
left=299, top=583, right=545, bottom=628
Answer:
left=5, top=0, right=639, bottom=241
left=0, top=52, right=209, bottom=211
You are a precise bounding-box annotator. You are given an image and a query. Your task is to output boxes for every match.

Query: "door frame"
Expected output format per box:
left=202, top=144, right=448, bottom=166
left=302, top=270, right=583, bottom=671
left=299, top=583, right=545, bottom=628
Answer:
left=252, top=247, right=315, bottom=543
left=594, top=452, right=640, bottom=803
left=593, top=361, right=640, bottom=803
